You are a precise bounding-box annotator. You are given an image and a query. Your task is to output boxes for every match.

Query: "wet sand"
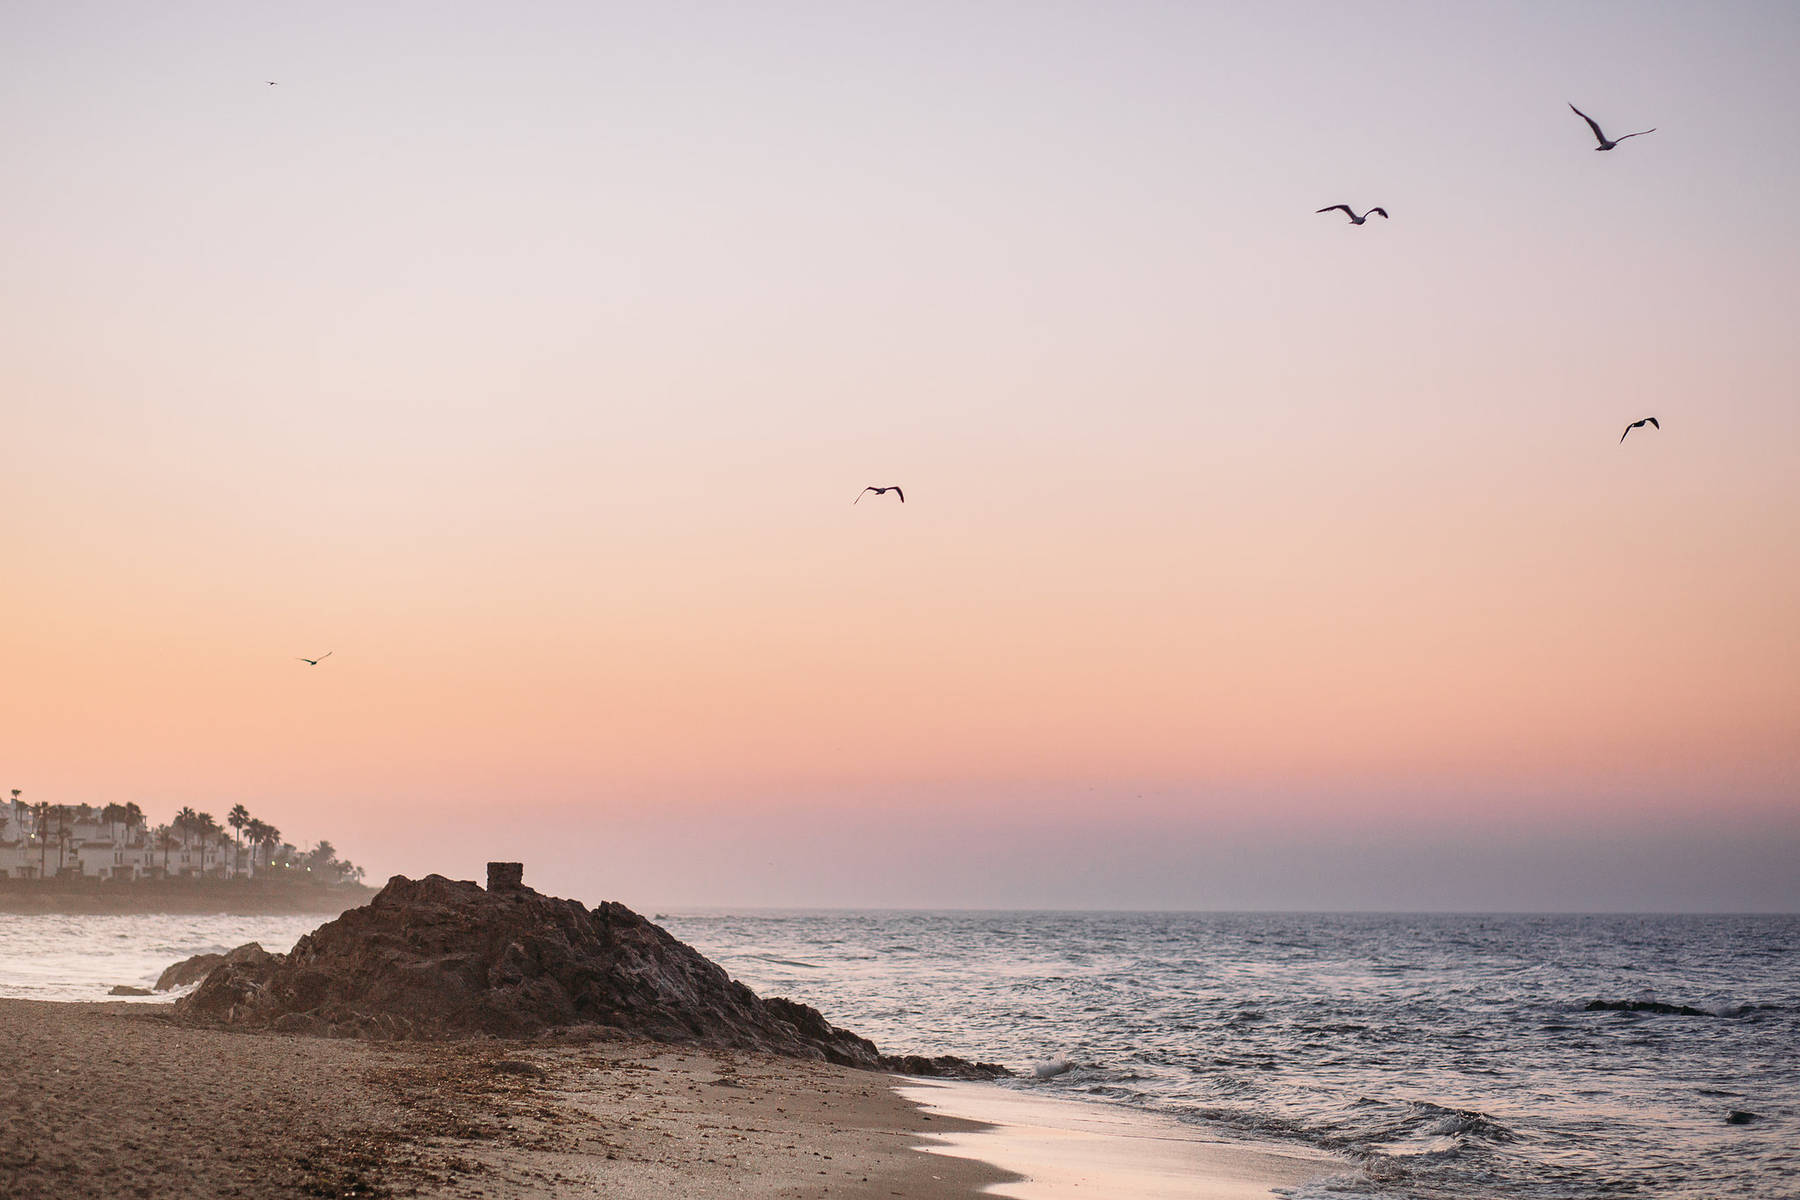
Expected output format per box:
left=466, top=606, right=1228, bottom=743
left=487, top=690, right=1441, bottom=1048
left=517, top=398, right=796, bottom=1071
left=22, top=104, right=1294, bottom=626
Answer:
left=901, top=1079, right=1344, bottom=1200
left=0, top=998, right=1327, bottom=1199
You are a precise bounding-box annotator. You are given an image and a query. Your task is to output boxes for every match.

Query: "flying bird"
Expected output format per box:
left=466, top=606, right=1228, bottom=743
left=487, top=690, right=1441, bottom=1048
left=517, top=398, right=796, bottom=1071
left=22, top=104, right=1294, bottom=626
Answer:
left=1569, top=104, right=1655, bottom=151
left=855, top=486, right=904, bottom=504
left=1317, top=205, right=1388, bottom=225
left=1620, top=417, right=1660, bottom=443
left=265, top=81, right=278, bottom=86
left=296, top=651, right=333, bottom=665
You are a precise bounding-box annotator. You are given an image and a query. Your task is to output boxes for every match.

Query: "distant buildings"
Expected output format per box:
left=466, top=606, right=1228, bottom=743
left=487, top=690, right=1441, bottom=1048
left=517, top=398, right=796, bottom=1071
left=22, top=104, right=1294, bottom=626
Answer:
left=0, top=793, right=360, bottom=883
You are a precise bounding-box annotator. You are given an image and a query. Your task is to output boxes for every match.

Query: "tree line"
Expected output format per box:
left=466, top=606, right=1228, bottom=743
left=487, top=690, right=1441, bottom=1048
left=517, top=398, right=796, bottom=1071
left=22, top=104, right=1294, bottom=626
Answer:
left=4, top=789, right=364, bottom=884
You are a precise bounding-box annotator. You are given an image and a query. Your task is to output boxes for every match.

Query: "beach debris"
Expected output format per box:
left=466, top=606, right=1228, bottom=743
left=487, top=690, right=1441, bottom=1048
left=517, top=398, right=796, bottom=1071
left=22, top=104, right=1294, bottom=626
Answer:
left=172, top=872, right=1008, bottom=1078
left=155, top=941, right=276, bottom=991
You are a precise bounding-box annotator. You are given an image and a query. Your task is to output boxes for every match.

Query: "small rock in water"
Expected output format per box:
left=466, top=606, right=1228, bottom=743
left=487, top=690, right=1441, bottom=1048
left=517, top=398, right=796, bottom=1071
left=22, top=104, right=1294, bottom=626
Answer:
left=1725, top=1110, right=1762, bottom=1125
left=1584, top=999, right=1712, bottom=1017
left=108, top=985, right=152, bottom=996
left=1032, top=1057, right=1075, bottom=1079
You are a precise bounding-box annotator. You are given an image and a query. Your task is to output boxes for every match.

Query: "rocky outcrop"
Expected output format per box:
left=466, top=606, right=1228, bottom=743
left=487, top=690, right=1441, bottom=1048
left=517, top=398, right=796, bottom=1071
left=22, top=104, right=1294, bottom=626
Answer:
left=1585, top=999, right=1712, bottom=1017
left=173, top=874, right=1005, bottom=1079
left=155, top=942, right=278, bottom=991
left=108, top=985, right=153, bottom=996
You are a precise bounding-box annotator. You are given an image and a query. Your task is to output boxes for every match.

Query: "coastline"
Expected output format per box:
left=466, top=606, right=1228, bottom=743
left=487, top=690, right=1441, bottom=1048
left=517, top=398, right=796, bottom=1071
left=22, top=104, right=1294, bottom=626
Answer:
left=0, top=997, right=1328, bottom=1200
left=0, top=880, right=373, bottom=916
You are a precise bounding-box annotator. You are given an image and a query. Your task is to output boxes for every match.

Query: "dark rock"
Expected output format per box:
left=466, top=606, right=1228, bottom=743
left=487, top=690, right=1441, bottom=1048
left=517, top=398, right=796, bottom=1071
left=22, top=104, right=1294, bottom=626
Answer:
left=1726, top=1110, right=1762, bottom=1125
left=174, top=874, right=1007, bottom=1078
left=155, top=942, right=278, bottom=991
left=108, top=985, right=153, bottom=996
left=1585, top=999, right=1712, bottom=1017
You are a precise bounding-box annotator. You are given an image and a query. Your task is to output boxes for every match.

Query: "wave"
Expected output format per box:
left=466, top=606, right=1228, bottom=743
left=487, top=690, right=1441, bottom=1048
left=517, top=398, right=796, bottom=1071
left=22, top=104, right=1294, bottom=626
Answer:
left=746, top=953, right=824, bottom=969
left=1410, top=1103, right=1517, bottom=1144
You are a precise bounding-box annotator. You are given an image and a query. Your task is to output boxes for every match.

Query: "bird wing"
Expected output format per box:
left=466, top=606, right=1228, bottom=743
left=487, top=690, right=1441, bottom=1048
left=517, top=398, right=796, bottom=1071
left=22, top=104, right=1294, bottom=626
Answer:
left=855, top=487, right=872, bottom=504
left=318, top=651, right=332, bottom=660
left=296, top=657, right=313, bottom=663
left=1645, top=417, right=1658, bottom=429
left=1615, top=128, right=1656, bottom=141
left=1368, top=207, right=1389, bottom=219
left=893, top=487, right=904, bottom=503
left=1315, top=205, right=1354, bottom=218
left=1569, top=103, right=1608, bottom=146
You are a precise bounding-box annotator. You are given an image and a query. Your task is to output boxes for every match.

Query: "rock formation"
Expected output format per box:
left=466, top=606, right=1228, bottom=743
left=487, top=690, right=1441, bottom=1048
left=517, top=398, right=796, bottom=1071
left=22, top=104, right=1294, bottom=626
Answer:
left=155, top=941, right=278, bottom=991
left=173, top=873, right=1005, bottom=1078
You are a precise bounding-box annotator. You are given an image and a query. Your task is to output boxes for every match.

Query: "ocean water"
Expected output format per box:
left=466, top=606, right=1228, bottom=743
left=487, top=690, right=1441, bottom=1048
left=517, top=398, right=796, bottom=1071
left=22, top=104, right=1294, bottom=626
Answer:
left=2, top=910, right=1794, bottom=1198
left=0, top=913, right=325, bottom=1001
left=654, top=911, right=1800, bottom=1200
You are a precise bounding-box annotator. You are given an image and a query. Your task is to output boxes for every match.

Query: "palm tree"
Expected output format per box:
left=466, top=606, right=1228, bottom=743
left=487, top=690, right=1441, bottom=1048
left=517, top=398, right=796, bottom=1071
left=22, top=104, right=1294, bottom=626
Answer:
left=243, top=819, right=265, bottom=872
left=228, top=804, right=250, bottom=876
left=32, top=801, right=49, bottom=878
left=155, top=825, right=176, bottom=875
left=194, top=812, right=222, bottom=876
left=259, top=825, right=283, bottom=871
left=123, top=802, right=145, bottom=845
left=54, top=807, right=73, bottom=875
left=174, top=807, right=198, bottom=875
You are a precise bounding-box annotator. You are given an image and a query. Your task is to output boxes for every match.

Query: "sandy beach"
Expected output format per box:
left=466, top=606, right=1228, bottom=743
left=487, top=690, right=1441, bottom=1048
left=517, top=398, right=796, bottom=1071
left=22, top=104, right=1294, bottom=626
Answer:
left=0, top=998, right=1337, bottom=1200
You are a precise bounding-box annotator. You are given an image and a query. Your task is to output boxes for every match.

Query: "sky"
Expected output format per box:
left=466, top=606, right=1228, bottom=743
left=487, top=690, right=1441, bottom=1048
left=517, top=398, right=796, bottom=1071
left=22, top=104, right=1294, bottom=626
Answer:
left=3, top=1, right=1797, bottom=911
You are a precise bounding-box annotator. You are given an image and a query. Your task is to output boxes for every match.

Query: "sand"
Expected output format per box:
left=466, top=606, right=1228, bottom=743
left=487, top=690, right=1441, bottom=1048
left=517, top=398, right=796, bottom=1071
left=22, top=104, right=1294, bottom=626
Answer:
left=0, top=999, right=1333, bottom=1200
left=0, top=998, right=1007, bottom=1199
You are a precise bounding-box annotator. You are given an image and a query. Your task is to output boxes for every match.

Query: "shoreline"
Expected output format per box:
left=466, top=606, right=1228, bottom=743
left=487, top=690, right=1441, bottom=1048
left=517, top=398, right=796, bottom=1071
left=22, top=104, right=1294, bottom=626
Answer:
left=0, top=997, right=1326, bottom=1200
left=901, top=1078, right=1345, bottom=1200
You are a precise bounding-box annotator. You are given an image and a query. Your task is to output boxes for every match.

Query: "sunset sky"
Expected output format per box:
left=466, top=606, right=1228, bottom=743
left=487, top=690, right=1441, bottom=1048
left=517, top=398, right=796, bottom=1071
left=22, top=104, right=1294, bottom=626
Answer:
left=4, top=1, right=1796, bottom=910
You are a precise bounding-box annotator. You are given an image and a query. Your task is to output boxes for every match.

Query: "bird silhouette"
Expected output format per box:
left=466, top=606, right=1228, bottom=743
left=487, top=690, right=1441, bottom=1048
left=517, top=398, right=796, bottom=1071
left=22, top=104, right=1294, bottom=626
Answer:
left=296, top=652, right=333, bottom=665
left=265, top=81, right=278, bottom=86
left=855, top=486, right=904, bottom=504
left=1570, top=104, right=1655, bottom=151
left=1620, top=417, right=1660, bottom=443
left=1317, top=205, right=1388, bottom=225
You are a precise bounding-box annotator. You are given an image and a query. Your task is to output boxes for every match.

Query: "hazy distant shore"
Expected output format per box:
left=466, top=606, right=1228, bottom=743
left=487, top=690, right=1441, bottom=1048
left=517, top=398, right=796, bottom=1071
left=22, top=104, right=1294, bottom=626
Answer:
left=0, top=879, right=373, bottom=916
left=0, top=998, right=1011, bottom=1199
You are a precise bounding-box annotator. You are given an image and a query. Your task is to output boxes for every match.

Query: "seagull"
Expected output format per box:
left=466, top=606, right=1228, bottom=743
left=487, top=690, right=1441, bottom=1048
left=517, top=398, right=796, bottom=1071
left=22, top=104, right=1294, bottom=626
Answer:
left=1570, top=104, right=1655, bottom=151
left=296, top=652, right=333, bottom=665
left=1316, top=205, right=1388, bottom=225
left=1620, top=417, right=1660, bottom=443
left=265, top=81, right=278, bottom=86
left=855, top=486, right=904, bottom=504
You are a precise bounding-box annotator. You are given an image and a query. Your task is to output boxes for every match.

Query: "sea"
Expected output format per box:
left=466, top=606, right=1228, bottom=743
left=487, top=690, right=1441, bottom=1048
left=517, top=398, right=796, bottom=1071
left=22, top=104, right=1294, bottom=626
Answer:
left=3, top=909, right=1794, bottom=1199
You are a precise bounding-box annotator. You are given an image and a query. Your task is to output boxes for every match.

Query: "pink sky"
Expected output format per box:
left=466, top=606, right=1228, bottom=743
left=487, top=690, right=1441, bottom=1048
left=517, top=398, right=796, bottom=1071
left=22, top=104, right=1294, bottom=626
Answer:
left=3, top=1, right=1796, bottom=908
